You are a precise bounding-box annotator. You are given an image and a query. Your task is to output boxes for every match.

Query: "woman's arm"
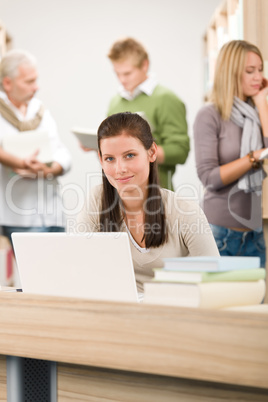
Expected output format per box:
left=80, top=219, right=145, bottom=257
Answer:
left=221, top=80, right=268, bottom=186
left=219, top=150, right=265, bottom=186
left=194, top=105, right=266, bottom=189
left=177, top=199, right=220, bottom=256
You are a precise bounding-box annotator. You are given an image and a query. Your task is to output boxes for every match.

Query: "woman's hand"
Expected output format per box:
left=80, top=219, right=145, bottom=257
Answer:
left=253, top=78, right=268, bottom=107
left=80, top=143, right=96, bottom=152
left=252, top=78, right=268, bottom=138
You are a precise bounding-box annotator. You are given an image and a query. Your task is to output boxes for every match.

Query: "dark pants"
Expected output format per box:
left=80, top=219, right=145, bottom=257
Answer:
left=210, top=224, right=266, bottom=268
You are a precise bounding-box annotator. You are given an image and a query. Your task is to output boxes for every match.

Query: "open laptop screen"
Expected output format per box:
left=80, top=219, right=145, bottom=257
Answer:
left=12, top=232, right=139, bottom=303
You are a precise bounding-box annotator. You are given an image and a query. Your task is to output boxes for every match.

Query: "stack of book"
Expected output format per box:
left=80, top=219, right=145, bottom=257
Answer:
left=143, top=256, right=266, bottom=309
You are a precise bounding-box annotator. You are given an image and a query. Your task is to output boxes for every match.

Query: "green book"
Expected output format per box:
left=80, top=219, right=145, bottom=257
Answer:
left=152, top=268, right=266, bottom=284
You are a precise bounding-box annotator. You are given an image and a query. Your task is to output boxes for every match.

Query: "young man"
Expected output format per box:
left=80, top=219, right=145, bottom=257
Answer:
left=107, top=37, right=189, bottom=190
left=0, top=49, right=71, bottom=244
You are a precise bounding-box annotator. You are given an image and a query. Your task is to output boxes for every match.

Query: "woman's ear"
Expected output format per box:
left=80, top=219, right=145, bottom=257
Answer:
left=148, top=142, right=157, bottom=162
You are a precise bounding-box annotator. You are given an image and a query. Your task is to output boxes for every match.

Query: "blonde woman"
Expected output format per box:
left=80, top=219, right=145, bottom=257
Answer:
left=194, top=40, right=268, bottom=267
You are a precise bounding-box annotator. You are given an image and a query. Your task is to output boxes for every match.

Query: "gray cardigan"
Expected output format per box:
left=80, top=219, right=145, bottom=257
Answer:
left=194, top=104, right=268, bottom=230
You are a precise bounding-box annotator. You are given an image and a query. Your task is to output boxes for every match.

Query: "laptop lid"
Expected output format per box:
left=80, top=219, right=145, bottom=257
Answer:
left=12, top=232, right=139, bottom=303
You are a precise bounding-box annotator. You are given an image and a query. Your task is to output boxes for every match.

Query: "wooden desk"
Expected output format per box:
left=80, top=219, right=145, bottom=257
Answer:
left=0, top=292, right=267, bottom=401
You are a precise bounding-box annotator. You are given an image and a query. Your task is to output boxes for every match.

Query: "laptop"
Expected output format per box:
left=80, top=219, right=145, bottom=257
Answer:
left=12, top=232, right=139, bottom=303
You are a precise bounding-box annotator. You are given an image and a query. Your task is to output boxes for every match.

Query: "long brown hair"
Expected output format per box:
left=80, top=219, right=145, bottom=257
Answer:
left=97, top=112, right=168, bottom=248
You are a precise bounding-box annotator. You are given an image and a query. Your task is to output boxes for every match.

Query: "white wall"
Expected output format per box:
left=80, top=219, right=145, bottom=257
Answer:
left=0, top=0, right=221, bottom=217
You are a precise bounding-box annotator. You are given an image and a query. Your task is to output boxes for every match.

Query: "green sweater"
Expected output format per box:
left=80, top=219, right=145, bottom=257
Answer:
left=107, top=84, right=189, bottom=189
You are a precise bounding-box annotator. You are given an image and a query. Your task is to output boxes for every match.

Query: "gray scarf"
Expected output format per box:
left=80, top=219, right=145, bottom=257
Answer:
left=230, top=96, right=265, bottom=193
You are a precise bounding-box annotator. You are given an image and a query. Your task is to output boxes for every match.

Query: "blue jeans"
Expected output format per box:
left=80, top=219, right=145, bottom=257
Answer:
left=210, top=224, right=266, bottom=268
left=2, top=225, right=65, bottom=250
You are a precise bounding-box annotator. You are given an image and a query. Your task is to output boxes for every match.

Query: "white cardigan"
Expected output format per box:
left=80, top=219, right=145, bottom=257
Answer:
left=0, top=91, right=71, bottom=227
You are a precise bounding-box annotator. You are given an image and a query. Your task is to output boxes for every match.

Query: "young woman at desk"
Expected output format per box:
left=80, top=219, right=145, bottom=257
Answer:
left=76, top=112, right=219, bottom=293
left=194, top=40, right=268, bottom=267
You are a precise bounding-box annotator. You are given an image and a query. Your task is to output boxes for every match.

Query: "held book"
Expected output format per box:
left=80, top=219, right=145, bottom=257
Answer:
left=71, top=127, right=98, bottom=149
left=152, top=268, right=266, bottom=284
left=259, top=148, right=268, bottom=160
left=143, top=280, right=266, bottom=309
left=162, top=256, right=261, bottom=272
left=2, top=130, right=53, bottom=164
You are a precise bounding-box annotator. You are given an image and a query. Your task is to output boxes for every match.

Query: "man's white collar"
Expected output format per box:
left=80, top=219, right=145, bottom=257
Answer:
left=118, top=75, right=158, bottom=101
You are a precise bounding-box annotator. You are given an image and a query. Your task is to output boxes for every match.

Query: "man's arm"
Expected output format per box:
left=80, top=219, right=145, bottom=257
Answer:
left=0, top=146, right=33, bottom=170
left=14, top=160, right=63, bottom=178
left=0, top=146, right=58, bottom=179
left=156, top=91, right=189, bottom=167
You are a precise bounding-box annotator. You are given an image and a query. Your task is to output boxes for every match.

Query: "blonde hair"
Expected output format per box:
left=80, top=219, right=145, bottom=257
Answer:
left=209, top=40, right=263, bottom=120
left=108, top=37, right=149, bottom=68
left=0, top=49, right=37, bottom=91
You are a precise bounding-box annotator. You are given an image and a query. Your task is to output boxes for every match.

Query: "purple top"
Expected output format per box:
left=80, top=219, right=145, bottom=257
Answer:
left=193, top=104, right=268, bottom=230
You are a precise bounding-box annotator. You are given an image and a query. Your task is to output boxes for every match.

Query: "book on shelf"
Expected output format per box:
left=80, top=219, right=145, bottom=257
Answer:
left=162, top=256, right=261, bottom=272
left=152, top=268, right=266, bottom=284
left=0, top=235, right=14, bottom=287
left=223, top=304, right=268, bottom=313
left=143, top=280, right=266, bottom=309
left=71, top=127, right=98, bottom=149
left=2, top=130, right=53, bottom=164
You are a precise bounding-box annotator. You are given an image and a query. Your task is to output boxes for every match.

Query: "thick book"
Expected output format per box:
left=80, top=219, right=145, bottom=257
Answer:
left=223, top=304, right=268, bottom=313
left=163, top=256, right=261, bottom=272
left=143, top=280, right=266, bottom=309
left=152, top=268, right=266, bottom=283
left=2, top=130, right=53, bottom=164
left=72, top=127, right=98, bottom=149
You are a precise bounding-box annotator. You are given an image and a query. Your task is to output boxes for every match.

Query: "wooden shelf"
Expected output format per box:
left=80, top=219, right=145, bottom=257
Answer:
left=203, top=0, right=267, bottom=96
left=0, top=19, right=12, bottom=60
left=204, top=0, right=268, bottom=218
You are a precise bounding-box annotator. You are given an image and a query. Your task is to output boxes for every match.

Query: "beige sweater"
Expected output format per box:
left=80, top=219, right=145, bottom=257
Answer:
left=75, top=185, right=219, bottom=292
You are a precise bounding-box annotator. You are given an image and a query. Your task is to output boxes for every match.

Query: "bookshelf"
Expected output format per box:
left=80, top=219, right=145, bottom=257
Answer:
left=204, top=0, right=268, bottom=302
left=204, top=0, right=268, bottom=210
left=0, top=21, right=12, bottom=289
left=0, top=20, right=12, bottom=61
left=203, top=0, right=268, bottom=97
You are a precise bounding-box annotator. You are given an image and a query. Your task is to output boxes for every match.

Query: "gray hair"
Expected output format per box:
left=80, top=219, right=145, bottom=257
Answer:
left=0, top=49, right=37, bottom=91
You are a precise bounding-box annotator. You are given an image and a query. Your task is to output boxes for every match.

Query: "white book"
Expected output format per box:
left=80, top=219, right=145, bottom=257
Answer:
left=163, top=256, right=260, bottom=272
left=143, top=280, right=266, bottom=309
left=2, top=130, right=53, bottom=164
left=259, top=148, right=268, bottom=160
left=72, top=127, right=98, bottom=150
left=223, top=304, right=268, bottom=313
